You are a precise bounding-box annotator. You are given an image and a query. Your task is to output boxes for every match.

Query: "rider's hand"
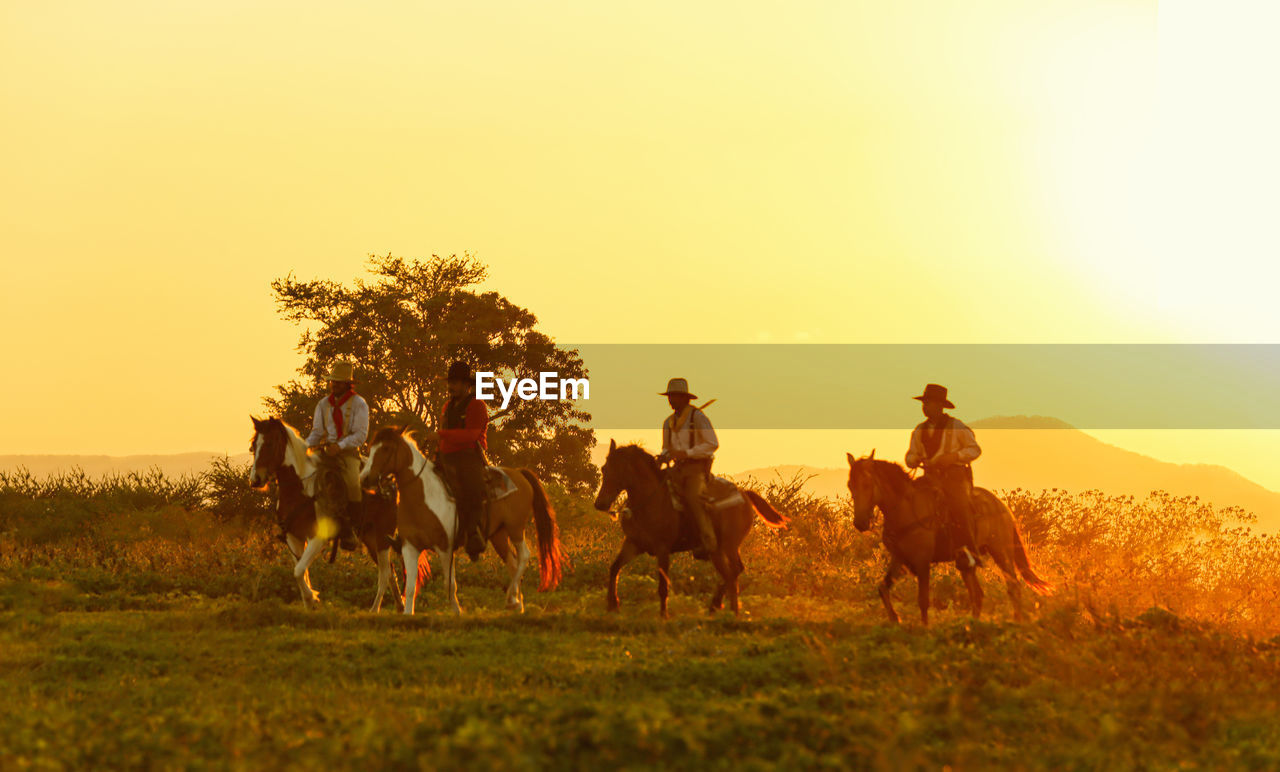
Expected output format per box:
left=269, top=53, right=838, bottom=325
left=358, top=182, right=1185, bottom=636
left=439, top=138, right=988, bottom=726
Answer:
left=934, top=452, right=958, bottom=466
left=324, top=442, right=342, bottom=457
left=672, top=449, right=689, bottom=461
left=421, top=429, right=439, bottom=444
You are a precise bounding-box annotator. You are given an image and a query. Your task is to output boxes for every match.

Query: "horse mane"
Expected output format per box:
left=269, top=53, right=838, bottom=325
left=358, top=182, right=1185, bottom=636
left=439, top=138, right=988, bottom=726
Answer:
left=372, top=426, right=406, bottom=446
left=372, top=426, right=430, bottom=473
left=613, top=443, right=661, bottom=478
left=867, top=457, right=912, bottom=498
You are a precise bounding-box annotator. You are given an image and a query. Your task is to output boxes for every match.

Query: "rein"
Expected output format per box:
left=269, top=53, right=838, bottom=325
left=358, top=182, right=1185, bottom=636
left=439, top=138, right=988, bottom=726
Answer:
left=873, top=465, right=939, bottom=538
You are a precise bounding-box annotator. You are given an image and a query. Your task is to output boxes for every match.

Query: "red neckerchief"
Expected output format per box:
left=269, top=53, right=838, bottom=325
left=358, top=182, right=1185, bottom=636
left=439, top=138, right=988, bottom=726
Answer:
left=328, top=386, right=356, bottom=437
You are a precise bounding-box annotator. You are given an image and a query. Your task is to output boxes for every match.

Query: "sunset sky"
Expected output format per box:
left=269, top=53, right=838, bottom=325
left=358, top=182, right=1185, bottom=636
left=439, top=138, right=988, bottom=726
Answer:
left=3, top=2, right=1278, bottom=486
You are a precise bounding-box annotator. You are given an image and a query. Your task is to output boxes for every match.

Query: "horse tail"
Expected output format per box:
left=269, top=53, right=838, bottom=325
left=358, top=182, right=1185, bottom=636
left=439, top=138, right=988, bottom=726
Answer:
left=1009, top=521, right=1053, bottom=595
left=743, top=490, right=789, bottom=528
left=416, top=554, right=432, bottom=593
left=519, top=468, right=564, bottom=591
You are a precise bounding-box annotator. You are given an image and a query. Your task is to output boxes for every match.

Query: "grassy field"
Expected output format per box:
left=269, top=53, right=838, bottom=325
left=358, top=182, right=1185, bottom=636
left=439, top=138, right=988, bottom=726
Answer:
left=3, top=470, right=1280, bottom=769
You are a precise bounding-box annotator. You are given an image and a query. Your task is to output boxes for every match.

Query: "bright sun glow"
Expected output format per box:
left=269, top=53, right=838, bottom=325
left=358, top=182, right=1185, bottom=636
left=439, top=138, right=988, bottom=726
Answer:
left=1048, top=0, right=1280, bottom=340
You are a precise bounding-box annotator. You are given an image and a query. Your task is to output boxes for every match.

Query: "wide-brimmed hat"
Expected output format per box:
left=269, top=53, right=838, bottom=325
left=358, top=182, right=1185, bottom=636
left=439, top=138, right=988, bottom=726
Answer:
left=913, top=383, right=954, bottom=409
left=447, top=360, right=473, bottom=383
left=659, top=377, right=697, bottom=399
left=324, top=360, right=357, bottom=383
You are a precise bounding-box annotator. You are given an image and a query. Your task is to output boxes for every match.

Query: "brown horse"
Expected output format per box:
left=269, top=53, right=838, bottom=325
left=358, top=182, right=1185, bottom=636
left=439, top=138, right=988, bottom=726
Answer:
left=249, top=417, right=405, bottom=610
left=845, top=451, right=1052, bottom=625
left=593, top=440, right=788, bottom=618
left=360, top=426, right=564, bottom=615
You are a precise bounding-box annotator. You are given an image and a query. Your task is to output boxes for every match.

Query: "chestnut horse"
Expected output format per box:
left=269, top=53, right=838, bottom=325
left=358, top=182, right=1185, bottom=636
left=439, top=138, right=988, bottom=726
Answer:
left=360, top=426, right=564, bottom=615
left=249, top=417, right=405, bottom=610
left=593, top=441, right=788, bottom=618
left=846, top=451, right=1052, bottom=625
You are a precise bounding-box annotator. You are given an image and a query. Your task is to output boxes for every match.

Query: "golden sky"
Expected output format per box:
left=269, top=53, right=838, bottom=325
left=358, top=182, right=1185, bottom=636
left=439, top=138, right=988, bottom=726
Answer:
left=3, top=2, right=1278, bottom=486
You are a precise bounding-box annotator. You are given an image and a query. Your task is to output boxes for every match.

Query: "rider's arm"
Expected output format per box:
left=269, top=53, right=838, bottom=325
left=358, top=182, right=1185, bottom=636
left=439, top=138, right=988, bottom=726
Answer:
left=904, top=425, right=925, bottom=468
left=686, top=411, right=719, bottom=459
left=305, top=400, right=327, bottom=448
left=438, top=399, right=488, bottom=447
left=337, top=398, right=369, bottom=451
left=659, top=417, right=673, bottom=459
left=954, top=421, right=981, bottom=464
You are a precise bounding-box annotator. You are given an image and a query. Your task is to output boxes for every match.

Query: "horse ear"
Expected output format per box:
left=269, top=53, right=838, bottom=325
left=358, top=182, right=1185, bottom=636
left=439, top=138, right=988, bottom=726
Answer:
left=250, top=415, right=262, bottom=428
left=846, top=452, right=856, bottom=467
left=869, top=448, right=876, bottom=461
left=609, top=438, right=616, bottom=452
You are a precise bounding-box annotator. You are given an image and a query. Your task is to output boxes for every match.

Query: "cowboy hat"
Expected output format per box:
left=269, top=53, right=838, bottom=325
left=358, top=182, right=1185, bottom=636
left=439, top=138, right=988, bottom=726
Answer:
left=659, top=377, right=697, bottom=399
left=913, top=383, right=955, bottom=409
left=447, top=360, right=473, bottom=383
left=324, top=360, right=357, bottom=383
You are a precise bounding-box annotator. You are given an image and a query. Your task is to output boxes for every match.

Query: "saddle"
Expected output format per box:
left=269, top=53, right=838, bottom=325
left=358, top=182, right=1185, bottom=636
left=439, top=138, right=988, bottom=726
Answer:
left=433, top=464, right=520, bottom=503
left=664, top=473, right=745, bottom=513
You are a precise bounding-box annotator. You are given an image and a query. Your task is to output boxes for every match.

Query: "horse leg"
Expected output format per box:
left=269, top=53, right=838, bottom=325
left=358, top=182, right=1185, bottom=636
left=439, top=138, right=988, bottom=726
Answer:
left=990, top=549, right=1026, bottom=621
left=401, top=542, right=421, bottom=615
left=370, top=547, right=392, bottom=613
left=607, top=539, right=640, bottom=612
left=438, top=547, right=462, bottom=616
left=508, top=537, right=531, bottom=613
left=294, top=537, right=328, bottom=608
left=390, top=552, right=406, bottom=613
left=491, top=531, right=521, bottom=612
left=917, top=565, right=932, bottom=626
left=657, top=551, right=671, bottom=620
left=878, top=559, right=905, bottom=624
left=725, top=547, right=745, bottom=616
left=961, top=567, right=984, bottom=619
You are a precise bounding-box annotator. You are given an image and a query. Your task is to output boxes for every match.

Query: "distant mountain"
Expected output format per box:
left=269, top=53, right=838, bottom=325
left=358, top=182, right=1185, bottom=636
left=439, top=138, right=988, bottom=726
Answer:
left=730, top=416, right=1280, bottom=532
left=0, top=453, right=252, bottom=479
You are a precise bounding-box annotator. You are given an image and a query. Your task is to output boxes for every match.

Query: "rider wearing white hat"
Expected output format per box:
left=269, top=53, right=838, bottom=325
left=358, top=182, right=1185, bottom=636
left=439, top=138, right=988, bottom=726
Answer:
left=656, top=378, right=720, bottom=558
left=305, top=359, right=369, bottom=550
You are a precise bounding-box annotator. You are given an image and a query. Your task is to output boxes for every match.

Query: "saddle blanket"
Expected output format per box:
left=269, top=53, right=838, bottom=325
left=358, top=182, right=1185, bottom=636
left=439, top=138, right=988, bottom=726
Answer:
left=667, top=475, right=745, bottom=512
left=484, top=467, right=519, bottom=502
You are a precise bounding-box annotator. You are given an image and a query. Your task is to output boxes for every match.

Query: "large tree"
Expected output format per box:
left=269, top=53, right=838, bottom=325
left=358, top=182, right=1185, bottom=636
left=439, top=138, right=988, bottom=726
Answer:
left=265, top=254, right=597, bottom=491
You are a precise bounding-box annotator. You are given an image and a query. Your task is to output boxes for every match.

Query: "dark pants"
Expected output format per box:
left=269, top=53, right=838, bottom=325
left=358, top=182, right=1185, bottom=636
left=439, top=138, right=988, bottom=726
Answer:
left=926, top=465, right=980, bottom=561
left=440, top=449, right=487, bottom=545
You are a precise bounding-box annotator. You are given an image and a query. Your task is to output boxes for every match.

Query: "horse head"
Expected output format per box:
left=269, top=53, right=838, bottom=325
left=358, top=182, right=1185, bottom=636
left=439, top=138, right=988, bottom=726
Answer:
left=361, top=425, right=413, bottom=487
left=249, top=416, right=286, bottom=489
left=593, top=439, right=658, bottom=512
left=846, top=449, right=882, bottom=532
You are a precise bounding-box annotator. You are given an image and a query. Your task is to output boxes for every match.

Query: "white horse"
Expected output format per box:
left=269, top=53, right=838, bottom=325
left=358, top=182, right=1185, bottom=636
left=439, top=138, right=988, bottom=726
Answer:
left=361, top=426, right=562, bottom=615
left=249, top=417, right=402, bottom=611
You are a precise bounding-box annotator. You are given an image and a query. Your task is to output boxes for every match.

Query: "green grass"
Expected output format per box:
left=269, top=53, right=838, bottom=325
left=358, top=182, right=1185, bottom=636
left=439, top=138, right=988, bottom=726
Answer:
left=4, top=479, right=1280, bottom=769
left=3, top=575, right=1280, bottom=770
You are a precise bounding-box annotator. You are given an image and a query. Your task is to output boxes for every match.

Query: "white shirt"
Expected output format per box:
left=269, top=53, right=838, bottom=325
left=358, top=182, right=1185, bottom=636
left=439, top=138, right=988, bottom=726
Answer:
left=662, top=408, right=719, bottom=460
left=905, top=415, right=981, bottom=469
left=305, top=393, right=370, bottom=452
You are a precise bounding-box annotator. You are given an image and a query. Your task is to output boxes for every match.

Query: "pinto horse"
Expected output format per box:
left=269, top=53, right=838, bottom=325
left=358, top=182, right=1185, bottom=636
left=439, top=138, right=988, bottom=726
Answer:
left=846, top=451, right=1052, bottom=625
left=360, top=426, right=564, bottom=615
left=593, top=441, right=788, bottom=618
left=249, top=417, right=404, bottom=610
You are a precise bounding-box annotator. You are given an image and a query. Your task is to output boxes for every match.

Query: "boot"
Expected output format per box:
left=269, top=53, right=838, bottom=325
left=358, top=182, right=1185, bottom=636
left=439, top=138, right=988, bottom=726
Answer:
left=336, top=503, right=361, bottom=551
left=465, top=524, right=486, bottom=562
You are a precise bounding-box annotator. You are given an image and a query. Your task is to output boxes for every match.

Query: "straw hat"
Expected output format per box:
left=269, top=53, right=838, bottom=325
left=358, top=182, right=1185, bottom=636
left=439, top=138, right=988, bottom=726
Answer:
left=324, top=360, right=357, bottom=383
left=659, top=377, right=697, bottom=399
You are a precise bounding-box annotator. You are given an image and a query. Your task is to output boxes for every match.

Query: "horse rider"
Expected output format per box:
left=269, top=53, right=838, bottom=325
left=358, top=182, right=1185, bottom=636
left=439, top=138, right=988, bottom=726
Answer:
left=904, top=383, right=984, bottom=569
left=655, top=378, right=720, bottom=559
left=304, top=359, right=367, bottom=551
left=422, top=360, right=490, bottom=561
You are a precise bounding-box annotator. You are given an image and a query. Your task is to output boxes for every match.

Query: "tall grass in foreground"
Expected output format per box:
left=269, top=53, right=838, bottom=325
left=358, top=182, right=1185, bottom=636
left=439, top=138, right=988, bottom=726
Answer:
left=3, top=464, right=1280, bottom=635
